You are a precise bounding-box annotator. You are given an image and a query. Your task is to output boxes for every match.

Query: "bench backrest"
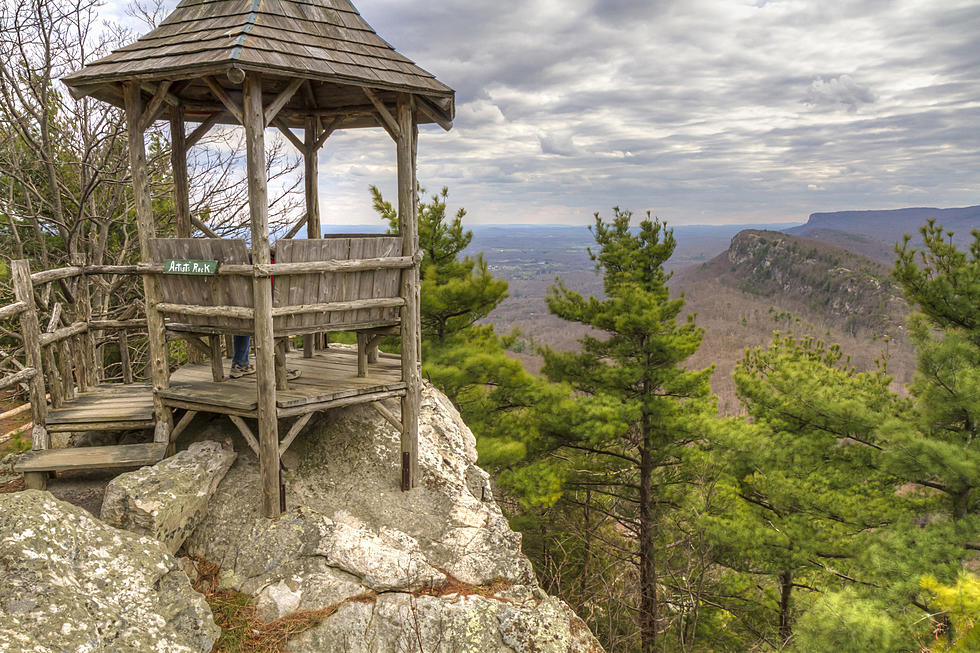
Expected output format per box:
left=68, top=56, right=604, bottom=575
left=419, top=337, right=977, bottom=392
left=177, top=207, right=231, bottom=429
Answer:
left=149, top=238, right=252, bottom=332
left=149, top=236, right=404, bottom=335
left=274, top=235, right=403, bottom=331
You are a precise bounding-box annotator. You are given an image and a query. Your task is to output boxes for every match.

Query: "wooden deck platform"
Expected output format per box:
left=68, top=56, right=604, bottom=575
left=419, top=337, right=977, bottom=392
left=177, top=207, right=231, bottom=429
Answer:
left=163, top=347, right=404, bottom=418
left=40, top=348, right=404, bottom=430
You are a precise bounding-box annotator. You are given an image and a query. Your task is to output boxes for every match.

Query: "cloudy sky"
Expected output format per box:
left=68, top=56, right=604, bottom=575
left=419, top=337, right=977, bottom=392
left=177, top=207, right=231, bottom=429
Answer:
left=106, top=0, right=980, bottom=226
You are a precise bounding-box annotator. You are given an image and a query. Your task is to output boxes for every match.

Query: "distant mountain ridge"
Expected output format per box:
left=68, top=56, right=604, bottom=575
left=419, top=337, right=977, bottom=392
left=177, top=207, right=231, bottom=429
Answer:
left=786, top=205, right=980, bottom=259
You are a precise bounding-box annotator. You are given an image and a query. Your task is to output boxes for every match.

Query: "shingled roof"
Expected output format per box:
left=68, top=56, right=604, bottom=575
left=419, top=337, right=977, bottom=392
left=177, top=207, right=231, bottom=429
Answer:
left=63, top=0, right=454, bottom=129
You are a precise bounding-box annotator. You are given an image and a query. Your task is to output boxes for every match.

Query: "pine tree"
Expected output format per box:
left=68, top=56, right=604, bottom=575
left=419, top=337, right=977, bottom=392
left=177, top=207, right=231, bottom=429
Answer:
left=537, top=208, right=714, bottom=653
left=370, top=185, right=545, bottom=467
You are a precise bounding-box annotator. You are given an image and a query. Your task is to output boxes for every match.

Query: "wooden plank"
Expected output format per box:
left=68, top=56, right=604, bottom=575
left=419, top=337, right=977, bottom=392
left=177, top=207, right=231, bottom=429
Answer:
left=244, top=71, right=282, bottom=519
left=125, top=82, right=172, bottom=435
left=396, top=95, right=420, bottom=490
left=278, top=388, right=406, bottom=418
left=47, top=421, right=155, bottom=433
left=13, top=443, right=168, bottom=473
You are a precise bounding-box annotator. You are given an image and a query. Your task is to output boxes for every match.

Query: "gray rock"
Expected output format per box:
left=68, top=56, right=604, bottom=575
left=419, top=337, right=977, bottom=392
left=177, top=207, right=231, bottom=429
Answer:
left=101, top=440, right=236, bottom=552
left=288, top=591, right=602, bottom=653
left=184, top=384, right=602, bottom=650
left=0, top=490, right=218, bottom=652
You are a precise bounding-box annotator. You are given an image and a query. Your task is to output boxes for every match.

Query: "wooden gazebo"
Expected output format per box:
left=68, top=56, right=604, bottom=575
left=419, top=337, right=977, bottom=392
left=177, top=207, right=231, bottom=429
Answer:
left=55, top=0, right=455, bottom=518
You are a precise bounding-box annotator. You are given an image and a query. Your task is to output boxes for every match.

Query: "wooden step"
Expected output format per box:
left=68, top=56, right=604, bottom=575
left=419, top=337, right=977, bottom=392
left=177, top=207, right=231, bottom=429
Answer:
left=14, top=443, right=168, bottom=474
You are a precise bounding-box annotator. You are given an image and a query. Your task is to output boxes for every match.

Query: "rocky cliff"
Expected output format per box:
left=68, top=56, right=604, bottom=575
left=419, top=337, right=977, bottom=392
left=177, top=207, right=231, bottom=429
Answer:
left=183, top=383, right=602, bottom=651
left=1, top=383, right=603, bottom=652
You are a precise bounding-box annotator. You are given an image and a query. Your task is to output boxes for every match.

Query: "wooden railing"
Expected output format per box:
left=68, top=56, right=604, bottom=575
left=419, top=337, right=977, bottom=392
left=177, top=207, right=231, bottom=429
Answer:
left=0, top=260, right=149, bottom=451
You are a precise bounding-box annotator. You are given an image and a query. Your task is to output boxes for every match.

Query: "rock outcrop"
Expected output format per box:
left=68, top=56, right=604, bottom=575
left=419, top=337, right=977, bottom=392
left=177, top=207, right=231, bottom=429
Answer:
left=184, top=383, right=603, bottom=652
left=101, top=439, right=236, bottom=553
left=0, top=490, right=218, bottom=652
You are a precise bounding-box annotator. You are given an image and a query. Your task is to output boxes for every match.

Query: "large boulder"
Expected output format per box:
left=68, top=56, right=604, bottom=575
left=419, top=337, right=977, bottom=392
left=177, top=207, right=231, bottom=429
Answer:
left=101, top=439, right=236, bottom=552
left=184, top=383, right=603, bottom=651
left=0, top=490, right=219, bottom=652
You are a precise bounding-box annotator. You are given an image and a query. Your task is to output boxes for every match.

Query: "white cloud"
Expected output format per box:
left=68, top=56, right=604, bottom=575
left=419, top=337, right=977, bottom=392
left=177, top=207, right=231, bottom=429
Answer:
left=100, top=0, right=980, bottom=225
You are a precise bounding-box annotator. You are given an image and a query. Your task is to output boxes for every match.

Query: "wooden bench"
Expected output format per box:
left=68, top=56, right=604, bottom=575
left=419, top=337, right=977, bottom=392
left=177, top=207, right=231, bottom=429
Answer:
left=149, top=236, right=405, bottom=381
left=15, top=442, right=169, bottom=490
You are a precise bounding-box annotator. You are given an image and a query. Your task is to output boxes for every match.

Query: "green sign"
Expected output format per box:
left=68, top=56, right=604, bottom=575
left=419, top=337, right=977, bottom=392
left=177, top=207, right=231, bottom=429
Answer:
left=163, top=259, right=218, bottom=275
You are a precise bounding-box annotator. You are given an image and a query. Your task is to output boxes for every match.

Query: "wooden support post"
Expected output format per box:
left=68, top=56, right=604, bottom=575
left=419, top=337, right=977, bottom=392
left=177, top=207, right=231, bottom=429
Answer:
left=119, top=330, right=134, bottom=384
left=367, top=334, right=384, bottom=364
left=69, top=270, right=97, bottom=390
left=396, top=95, right=420, bottom=491
left=225, top=334, right=234, bottom=359
left=171, top=105, right=206, bottom=364
left=303, top=116, right=321, bottom=359
left=57, top=339, right=74, bottom=400
left=274, top=339, right=289, bottom=390
left=125, top=82, right=174, bottom=438
left=243, top=72, right=281, bottom=519
left=11, top=260, right=49, bottom=459
left=356, top=332, right=368, bottom=377
left=209, top=335, right=224, bottom=382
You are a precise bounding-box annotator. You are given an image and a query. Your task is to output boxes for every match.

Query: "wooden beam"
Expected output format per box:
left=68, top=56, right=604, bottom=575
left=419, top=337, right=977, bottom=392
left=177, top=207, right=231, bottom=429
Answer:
left=416, top=96, right=454, bottom=132
left=281, top=215, right=308, bottom=241
left=279, top=412, right=314, bottom=456
left=185, top=112, right=225, bottom=148
left=271, top=116, right=305, bottom=152
left=264, top=78, right=304, bottom=126
left=139, top=81, right=179, bottom=107
left=203, top=77, right=244, bottom=124
left=139, top=80, right=173, bottom=132
left=244, top=71, right=282, bottom=519
left=191, top=216, right=220, bottom=238
left=170, top=104, right=192, bottom=239
left=371, top=400, right=401, bottom=431
left=228, top=415, right=260, bottom=456
left=124, top=81, right=173, bottom=437
left=362, top=87, right=400, bottom=140
left=169, top=409, right=198, bottom=443
left=11, top=260, right=48, bottom=451
left=314, top=116, right=343, bottom=150
left=396, top=95, right=420, bottom=491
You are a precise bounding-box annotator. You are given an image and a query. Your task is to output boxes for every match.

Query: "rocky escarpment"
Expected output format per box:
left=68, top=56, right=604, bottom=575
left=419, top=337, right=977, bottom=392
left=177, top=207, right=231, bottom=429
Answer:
left=0, top=490, right=219, bottom=651
left=727, top=230, right=907, bottom=336
left=182, top=383, right=602, bottom=652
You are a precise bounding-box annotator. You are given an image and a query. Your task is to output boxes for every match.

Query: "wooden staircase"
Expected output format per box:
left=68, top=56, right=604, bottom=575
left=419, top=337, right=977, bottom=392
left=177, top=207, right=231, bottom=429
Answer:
left=14, top=442, right=168, bottom=490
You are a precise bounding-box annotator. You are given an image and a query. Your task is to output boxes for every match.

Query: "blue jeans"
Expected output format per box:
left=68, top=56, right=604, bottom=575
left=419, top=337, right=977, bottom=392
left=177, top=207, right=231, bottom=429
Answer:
left=232, top=335, right=250, bottom=367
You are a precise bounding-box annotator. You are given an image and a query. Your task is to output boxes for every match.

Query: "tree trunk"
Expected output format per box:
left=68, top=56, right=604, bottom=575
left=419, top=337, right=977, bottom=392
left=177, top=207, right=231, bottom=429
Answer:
left=778, top=570, right=793, bottom=643
left=639, top=433, right=659, bottom=653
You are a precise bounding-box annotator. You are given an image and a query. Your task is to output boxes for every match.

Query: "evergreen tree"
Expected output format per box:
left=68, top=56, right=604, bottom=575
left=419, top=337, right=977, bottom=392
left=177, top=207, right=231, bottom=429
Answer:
left=536, top=208, right=714, bottom=653
left=370, top=185, right=546, bottom=467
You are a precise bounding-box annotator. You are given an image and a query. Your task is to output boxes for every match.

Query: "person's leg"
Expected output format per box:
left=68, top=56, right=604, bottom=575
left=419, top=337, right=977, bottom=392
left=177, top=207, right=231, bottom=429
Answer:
left=232, top=335, right=251, bottom=369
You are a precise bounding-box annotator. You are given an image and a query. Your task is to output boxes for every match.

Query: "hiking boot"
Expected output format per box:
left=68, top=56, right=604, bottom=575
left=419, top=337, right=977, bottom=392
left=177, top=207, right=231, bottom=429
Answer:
left=229, top=363, right=255, bottom=378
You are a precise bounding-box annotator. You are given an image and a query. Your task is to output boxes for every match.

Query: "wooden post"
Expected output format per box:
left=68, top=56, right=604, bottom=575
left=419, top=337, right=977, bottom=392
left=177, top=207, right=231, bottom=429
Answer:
left=171, top=105, right=192, bottom=239
left=119, top=330, right=134, bottom=384
left=171, top=104, right=205, bottom=364
left=11, top=260, right=49, bottom=462
left=124, top=82, right=173, bottom=440
left=244, top=72, right=282, bottom=519
left=303, top=116, right=320, bottom=359
left=396, top=94, right=420, bottom=490
left=208, top=335, right=224, bottom=382
left=356, top=332, right=368, bottom=377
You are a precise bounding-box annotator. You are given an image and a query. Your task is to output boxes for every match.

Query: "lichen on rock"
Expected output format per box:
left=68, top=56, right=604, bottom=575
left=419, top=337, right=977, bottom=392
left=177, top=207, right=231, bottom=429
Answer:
left=0, top=490, right=218, bottom=652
